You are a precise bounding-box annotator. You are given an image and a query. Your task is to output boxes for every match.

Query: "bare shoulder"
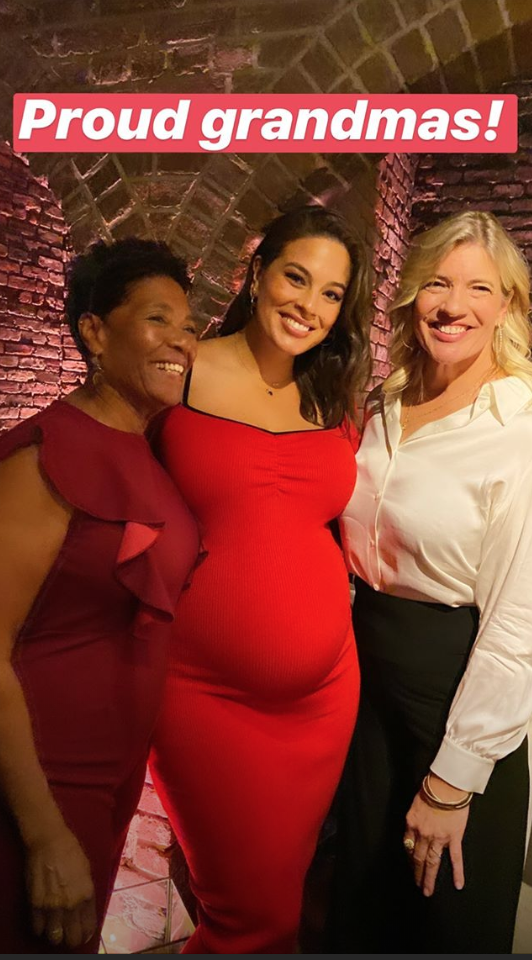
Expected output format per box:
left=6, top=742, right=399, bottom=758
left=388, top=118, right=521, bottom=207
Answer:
left=188, top=335, right=240, bottom=409
left=195, top=335, right=238, bottom=373
left=0, top=445, right=45, bottom=507
left=0, top=445, right=72, bottom=643
left=0, top=445, right=71, bottom=524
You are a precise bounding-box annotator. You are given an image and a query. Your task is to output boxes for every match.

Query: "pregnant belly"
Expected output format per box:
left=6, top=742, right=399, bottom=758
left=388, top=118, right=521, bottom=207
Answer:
left=169, top=538, right=353, bottom=699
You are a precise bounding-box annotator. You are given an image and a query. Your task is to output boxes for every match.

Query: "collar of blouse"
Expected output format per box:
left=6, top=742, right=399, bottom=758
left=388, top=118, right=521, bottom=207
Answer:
left=372, top=375, right=532, bottom=449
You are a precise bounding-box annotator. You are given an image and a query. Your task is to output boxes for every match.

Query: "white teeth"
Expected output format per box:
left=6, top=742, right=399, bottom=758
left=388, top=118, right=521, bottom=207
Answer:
left=156, top=362, right=185, bottom=373
left=436, top=325, right=468, bottom=334
left=285, top=317, right=310, bottom=332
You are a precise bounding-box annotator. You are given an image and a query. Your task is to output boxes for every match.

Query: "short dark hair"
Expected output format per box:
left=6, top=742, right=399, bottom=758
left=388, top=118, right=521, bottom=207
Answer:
left=219, top=206, right=371, bottom=427
left=65, top=237, right=191, bottom=363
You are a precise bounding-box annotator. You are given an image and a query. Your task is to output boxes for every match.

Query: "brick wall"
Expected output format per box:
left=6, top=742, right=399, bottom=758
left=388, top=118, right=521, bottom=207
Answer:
left=371, top=152, right=419, bottom=387
left=0, top=141, right=75, bottom=431
left=412, top=84, right=532, bottom=266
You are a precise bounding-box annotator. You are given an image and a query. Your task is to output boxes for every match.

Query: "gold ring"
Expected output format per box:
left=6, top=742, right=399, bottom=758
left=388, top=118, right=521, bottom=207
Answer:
left=403, top=837, right=415, bottom=852
left=49, top=927, right=63, bottom=944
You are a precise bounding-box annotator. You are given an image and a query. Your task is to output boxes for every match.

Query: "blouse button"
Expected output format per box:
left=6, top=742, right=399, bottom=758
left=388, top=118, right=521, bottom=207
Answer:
left=374, top=492, right=381, bottom=501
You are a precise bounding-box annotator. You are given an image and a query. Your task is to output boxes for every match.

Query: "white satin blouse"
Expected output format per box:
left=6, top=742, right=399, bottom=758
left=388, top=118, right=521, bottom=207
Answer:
left=340, top=375, right=532, bottom=793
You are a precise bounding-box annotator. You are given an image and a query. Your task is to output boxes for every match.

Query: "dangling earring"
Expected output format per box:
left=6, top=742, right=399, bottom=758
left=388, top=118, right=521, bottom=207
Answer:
left=399, top=328, right=415, bottom=352
left=249, top=284, right=258, bottom=320
left=90, top=354, right=104, bottom=389
left=493, top=324, right=504, bottom=361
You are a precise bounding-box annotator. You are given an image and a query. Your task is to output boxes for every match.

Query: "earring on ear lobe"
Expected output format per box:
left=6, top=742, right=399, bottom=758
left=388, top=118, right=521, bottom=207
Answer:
left=90, top=355, right=104, bottom=389
left=494, top=324, right=504, bottom=360
left=399, top=330, right=415, bottom=352
left=249, top=284, right=258, bottom=318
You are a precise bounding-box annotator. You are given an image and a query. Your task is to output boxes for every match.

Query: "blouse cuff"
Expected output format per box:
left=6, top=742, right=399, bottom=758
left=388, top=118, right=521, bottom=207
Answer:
left=431, top=737, right=495, bottom=794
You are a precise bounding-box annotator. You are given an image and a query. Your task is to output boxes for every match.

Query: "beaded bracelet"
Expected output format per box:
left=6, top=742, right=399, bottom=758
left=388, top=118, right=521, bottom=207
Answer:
left=420, top=773, right=473, bottom=811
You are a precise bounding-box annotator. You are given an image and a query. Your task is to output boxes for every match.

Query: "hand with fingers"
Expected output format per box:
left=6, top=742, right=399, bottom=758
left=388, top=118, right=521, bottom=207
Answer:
left=403, top=772, right=473, bottom=897
left=25, top=826, right=97, bottom=949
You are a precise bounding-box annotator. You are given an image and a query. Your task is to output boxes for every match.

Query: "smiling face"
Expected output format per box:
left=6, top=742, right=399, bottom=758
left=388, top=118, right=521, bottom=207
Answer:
left=80, top=274, right=198, bottom=421
left=413, top=242, right=510, bottom=374
left=250, top=235, right=352, bottom=355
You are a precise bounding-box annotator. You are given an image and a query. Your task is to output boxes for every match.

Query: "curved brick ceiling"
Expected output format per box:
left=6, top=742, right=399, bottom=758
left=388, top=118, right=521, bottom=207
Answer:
left=0, top=0, right=530, bottom=325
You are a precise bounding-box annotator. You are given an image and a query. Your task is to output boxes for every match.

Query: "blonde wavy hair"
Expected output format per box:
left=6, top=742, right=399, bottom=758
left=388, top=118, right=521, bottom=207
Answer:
left=383, top=210, right=532, bottom=396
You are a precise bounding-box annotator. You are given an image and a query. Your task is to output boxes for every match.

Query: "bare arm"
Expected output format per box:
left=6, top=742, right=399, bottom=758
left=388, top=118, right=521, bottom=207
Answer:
left=0, top=446, right=96, bottom=947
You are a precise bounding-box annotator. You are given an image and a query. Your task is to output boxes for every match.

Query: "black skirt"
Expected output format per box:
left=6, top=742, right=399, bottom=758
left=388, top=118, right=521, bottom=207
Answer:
left=326, top=577, right=529, bottom=954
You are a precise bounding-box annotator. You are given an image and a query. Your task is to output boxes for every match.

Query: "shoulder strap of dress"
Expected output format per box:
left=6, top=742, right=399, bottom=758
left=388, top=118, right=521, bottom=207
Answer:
left=182, top=367, right=193, bottom=406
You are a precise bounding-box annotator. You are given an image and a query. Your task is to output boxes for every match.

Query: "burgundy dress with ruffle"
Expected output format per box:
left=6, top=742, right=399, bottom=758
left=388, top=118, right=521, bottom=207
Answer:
left=0, top=401, right=199, bottom=954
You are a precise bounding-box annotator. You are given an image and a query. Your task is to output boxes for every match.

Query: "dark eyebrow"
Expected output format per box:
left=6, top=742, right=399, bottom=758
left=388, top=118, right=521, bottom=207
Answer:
left=148, top=302, right=197, bottom=322
left=284, top=260, right=347, bottom=291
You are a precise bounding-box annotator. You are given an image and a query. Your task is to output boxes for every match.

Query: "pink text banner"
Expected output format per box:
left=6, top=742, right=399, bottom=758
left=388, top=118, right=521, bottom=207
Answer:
left=13, top=93, right=517, bottom=154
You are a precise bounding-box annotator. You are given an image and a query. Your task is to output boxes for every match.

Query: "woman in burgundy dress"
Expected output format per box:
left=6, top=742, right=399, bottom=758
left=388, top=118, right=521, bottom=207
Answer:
left=150, top=206, right=371, bottom=954
left=0, top=239, right=199, bottom=953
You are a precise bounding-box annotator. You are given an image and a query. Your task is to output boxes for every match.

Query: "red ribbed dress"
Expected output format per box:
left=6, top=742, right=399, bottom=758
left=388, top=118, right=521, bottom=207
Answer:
left=0, top=401, right=199, bottom=954
left=150, top=402, right=360, bottom=954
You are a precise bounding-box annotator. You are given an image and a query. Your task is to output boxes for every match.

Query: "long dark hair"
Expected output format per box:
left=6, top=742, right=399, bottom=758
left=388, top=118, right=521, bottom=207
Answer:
left=219, top=206, right=371, bottom=427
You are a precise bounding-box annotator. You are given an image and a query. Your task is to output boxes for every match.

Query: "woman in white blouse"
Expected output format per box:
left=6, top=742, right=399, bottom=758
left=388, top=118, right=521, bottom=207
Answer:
left=327, top=210, right=532, bottom=954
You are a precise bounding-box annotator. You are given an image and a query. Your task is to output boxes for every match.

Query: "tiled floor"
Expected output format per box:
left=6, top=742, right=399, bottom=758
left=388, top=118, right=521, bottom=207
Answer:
left=98, top=880, right=532, bottom=954
left=98, top=837, right=532, bottom=953
left=100, top=880, right=532, bottom=955
left=99, top=867, right=193, bottom=954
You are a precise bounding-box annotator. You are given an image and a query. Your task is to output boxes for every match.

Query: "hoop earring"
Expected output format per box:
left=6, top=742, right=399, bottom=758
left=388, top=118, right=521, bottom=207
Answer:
left=493, top=324, right=504, bottom=360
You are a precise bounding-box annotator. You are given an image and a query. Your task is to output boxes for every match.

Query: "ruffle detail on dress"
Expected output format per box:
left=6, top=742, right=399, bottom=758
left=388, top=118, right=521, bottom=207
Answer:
left=116, top=521, right=177, bottom=640
left=118, top=521, right=161, bottom=564
left=0, top=402, right=200, bottom=640
left=182, top=543, right=209, bottom=590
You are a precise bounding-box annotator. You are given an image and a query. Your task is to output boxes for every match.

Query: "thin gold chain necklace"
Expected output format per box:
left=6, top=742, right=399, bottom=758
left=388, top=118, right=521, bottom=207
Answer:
left=234, top=332, right=294, bottom=396
left=401, top=369, right=495, bottom=433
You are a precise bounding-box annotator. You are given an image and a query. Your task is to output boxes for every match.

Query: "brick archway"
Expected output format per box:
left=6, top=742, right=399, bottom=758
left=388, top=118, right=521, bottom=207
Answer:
left=1, top=0, right=531, bottom=328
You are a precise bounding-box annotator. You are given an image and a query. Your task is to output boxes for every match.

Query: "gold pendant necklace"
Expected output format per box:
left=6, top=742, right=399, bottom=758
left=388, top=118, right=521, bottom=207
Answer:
left=234, top=332, right=294, bottom=396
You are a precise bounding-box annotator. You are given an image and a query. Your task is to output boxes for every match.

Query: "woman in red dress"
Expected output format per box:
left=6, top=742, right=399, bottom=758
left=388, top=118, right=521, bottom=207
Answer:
left=150, top=206, right=371, bottom=954
left=0, top=239, right=199, bottom=953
